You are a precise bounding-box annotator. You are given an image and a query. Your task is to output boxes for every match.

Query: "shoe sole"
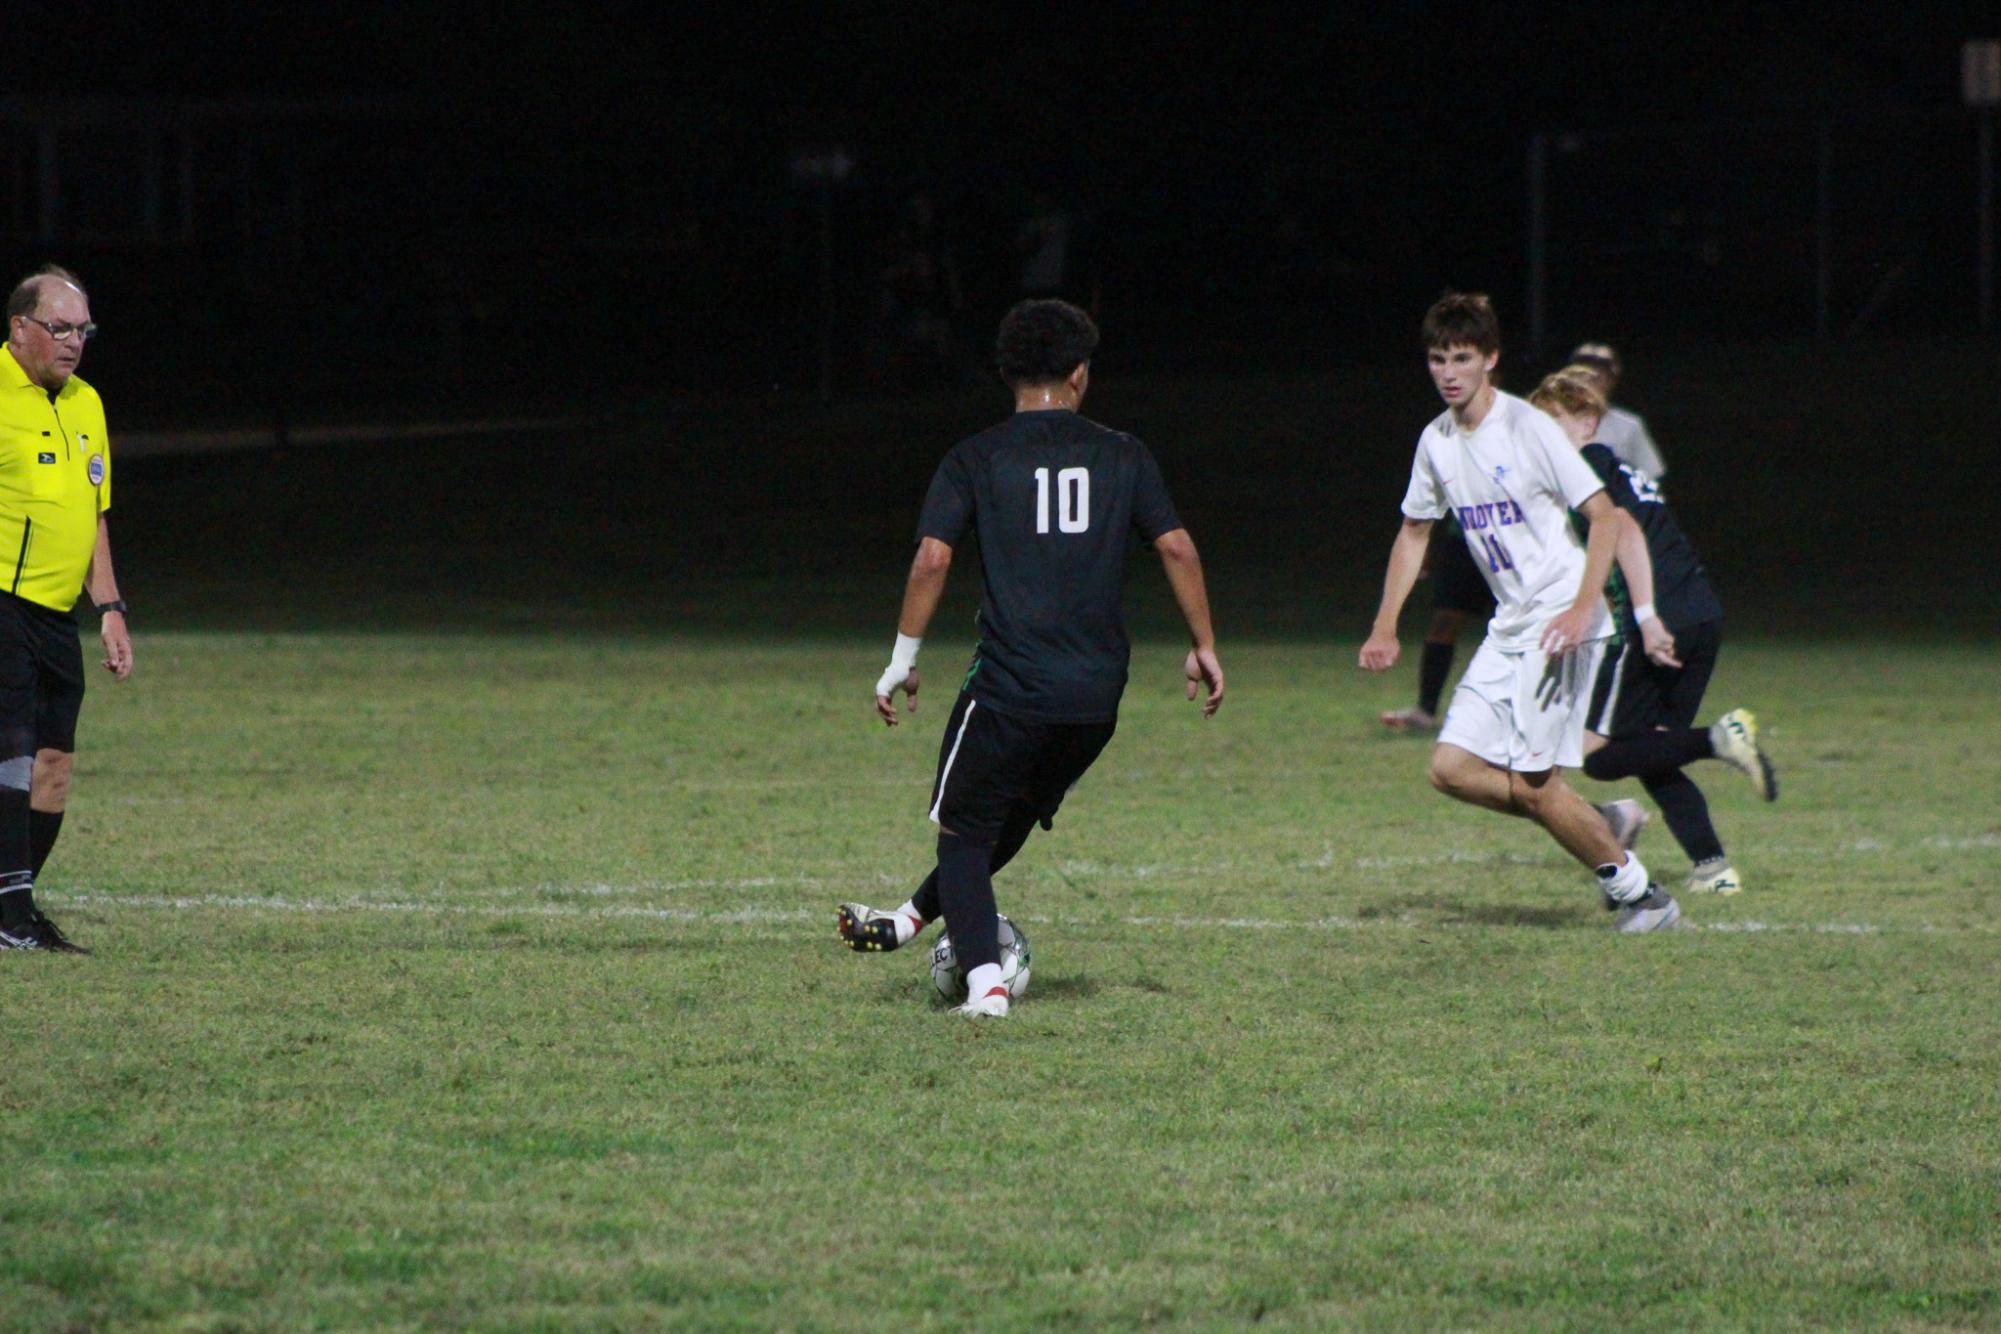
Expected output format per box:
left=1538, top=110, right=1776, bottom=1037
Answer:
left=836, top=905, right=900, bottom=954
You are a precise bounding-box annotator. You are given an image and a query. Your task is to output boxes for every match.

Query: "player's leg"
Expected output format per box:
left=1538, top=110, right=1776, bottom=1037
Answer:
left=1427, top=743, right=1522, bottom=814
left=1385, top=541, right=1488, bottom=730
left=1513, top=639, right=1678, bottom=930
left=1429, top=639, right=1526, bottom=811
left=842, top=691, right=983, bottom=953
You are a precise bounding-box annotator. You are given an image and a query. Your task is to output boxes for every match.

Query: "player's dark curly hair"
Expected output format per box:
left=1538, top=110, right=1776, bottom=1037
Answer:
left=1420, top=290, right=1499, bottom=355
left=995, top=299, right=1099, bottom=387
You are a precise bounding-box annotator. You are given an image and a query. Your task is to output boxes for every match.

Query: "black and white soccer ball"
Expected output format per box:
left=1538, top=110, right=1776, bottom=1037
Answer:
left=929, top=914, right=1032, bottom=1003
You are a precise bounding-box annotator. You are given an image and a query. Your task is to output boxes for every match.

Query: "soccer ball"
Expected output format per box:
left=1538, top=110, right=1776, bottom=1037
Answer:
left=929, top=914, right=1032, bottom=1003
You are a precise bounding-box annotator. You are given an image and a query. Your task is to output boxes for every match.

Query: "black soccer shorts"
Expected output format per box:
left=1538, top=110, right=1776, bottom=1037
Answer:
left=1586, top=618, right=1721, bottom=738
left=927, top=691, right=1116, bottom=843
left=1431, top=536, right=1497, bottom=616
left=0, top=592, right=86, bottom=755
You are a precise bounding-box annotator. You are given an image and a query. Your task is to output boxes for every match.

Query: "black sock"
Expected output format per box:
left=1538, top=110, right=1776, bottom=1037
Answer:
left=910, top=868, right=940, bottom=923
left=909, top=809, right=1039, bottom=924
left=935, top=832, right=1001, bottom=971
left=1584, top=729, right=1714, bottom=782
left=30, top=809, right=62, bottom=879
left=1642, top=769, right=1726, bottom=865
left=1417, top=641, right=1455, bottom=716
left=0, top=781, right=29, bottom=925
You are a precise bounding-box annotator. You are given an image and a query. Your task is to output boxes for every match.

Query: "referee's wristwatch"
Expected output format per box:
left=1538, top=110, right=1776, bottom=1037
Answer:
left=95, top=599, right=128, bottom=617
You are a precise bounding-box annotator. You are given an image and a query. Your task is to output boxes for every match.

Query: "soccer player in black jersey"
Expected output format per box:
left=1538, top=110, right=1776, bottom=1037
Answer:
left=1529, top=369, right=1777, bottom=896
left=838, top=300, right=1225, bottom=1017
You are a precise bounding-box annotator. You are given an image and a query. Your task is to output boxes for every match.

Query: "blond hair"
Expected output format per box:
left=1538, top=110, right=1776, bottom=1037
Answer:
left=1529, top=366, right=1608, bottom=422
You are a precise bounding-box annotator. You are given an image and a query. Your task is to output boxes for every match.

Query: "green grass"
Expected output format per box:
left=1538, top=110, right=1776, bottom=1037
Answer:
left=5, top=630, right=1998, bottom=1329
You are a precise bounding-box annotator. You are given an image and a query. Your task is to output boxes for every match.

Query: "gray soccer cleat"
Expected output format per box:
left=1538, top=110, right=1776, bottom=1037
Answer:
left=1613, top=885, right=1683, bottom=933
left=1687, top=858, right=1743, bottom=895
left=1710, top=709, right=1778, bottom=801
left=1378, top=706, right=1439, bottom=732
left=1597, top=799, right=1649, bottom=852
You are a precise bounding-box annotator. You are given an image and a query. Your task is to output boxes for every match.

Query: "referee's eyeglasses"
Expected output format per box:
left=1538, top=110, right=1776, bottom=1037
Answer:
left=21, top=317, right=97, bottom=343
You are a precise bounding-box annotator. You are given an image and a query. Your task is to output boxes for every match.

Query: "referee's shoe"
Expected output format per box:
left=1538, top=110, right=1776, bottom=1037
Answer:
left=0, top=911, right=89, bottom=953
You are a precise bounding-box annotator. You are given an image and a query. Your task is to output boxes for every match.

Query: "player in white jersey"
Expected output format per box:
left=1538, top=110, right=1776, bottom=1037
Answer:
left=1570, top=342, right=1666, bottom=480
left=1360, top=293, right=1680, bottom=932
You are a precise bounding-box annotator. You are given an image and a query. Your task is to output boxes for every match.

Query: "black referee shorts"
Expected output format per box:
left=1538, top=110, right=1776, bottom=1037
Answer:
left=927, top=692, right=1115, bottom=843
left=0, top=592, right=86, bottom=756
left=1586, top=618, right=1721, bottom=738
left=1432, top=537, right=1497, bottom=616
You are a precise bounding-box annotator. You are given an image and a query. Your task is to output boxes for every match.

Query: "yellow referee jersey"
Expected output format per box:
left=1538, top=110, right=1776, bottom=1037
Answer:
left=0, top=346, right=112, bottom=613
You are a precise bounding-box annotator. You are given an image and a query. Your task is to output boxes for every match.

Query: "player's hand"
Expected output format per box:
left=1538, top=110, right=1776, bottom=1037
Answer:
left=1639, top=617, right=1681, bottom=668
left=874, top=667, right=918, bottom=726
left=1359, top=630, right=1400, bottom=672
left=1540, top=606, right=1595, bottom=658
left=100, top=612, right=133, bottom=681
left=1184, top=646, right=1224, bottom=717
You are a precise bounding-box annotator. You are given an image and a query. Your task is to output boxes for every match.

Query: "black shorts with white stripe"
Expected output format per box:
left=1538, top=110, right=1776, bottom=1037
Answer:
left=928, top=691, right=1116, bottom=843
left=1586, top=618, right=1722, bottom=738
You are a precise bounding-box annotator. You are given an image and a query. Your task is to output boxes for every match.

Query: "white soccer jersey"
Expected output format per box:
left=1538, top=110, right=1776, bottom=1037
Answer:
left=1401, top=391, right=1612, bottom=652
left=1597, top=406, right=1666, bottom=479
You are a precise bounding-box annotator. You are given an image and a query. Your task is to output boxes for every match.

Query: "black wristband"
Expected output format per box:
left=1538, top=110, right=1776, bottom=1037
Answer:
left=95, top=599, right=128, bottom=616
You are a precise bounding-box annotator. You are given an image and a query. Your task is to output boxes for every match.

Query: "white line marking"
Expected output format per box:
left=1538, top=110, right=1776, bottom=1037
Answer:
left=49, top=892, right=1974, bottom=936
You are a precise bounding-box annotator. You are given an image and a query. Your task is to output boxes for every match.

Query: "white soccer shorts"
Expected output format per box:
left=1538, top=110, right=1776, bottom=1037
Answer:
left=1437, top=634, right=1608, bottom=773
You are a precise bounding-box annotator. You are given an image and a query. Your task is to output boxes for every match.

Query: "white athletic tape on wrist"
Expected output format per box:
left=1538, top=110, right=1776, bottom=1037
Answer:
left=1633, top=603, right=1658, bottom=625
left=876, top=633, right=921, bottom=698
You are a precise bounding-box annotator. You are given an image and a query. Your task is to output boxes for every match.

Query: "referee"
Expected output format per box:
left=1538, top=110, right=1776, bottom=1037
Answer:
left=0, top=266, right=132, bottom=953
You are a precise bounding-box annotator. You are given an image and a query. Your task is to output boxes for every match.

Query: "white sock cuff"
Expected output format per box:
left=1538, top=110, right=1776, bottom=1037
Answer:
left=1599, top=851, right=1650, bottom=903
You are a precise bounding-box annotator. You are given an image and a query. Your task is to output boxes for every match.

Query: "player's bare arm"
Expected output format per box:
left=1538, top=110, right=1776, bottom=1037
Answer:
left=1540, top=490, right=1618, bottom=656
left=1153, top=527, right=1223, bottom=716
left=1361, top=516, right=1433, bottom=671
left=874, top=536, right=953, bottom=726
left=1610, top=509, right=1681, bottom=668
left=87, top=514, right=132, bottom=681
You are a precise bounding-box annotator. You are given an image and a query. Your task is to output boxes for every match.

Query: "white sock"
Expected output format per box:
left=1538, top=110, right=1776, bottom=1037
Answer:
left=965, top=962, right=1005, bottom=1000
left=1596, top=851, right=1651, bottom=905
left=893, top=899, right=925, bottom=945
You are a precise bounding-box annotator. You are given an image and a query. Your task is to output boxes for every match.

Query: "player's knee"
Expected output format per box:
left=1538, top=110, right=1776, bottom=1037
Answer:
left=1581, top=747, right=1617, bottom=783
left=1427, top=752, right=1469, bottom=797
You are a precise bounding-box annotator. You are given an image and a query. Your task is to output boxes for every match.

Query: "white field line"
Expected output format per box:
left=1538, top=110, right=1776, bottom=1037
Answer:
left=49, top=891, right=1977, bottom=936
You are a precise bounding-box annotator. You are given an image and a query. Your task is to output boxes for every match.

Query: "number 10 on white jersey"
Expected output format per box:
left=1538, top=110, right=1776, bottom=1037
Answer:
left=1034, top=467, right=1090, bottom=534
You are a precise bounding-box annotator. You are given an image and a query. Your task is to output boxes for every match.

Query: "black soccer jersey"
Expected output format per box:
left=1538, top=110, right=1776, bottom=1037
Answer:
left=1581, top=444, right=1723, bottom=631
left=917, top=409, right=1182, bottom=723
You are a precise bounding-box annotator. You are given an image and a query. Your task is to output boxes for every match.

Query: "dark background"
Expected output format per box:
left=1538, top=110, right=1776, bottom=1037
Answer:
left=4, top=2, right=1996, bottom=635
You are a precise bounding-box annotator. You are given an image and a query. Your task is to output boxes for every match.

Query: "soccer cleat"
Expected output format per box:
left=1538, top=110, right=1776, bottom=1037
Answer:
left=0, top=920, right=42, bottom=950
left=1612, top=885, right=1683, bottom=934
left=1379, top=706, right=1439, bottom=732
left=29, top=912, right=88, bottom=954
left=1709, top=709, right=1778, bottom=802
left=837, top=902, right=912, bottom=954
left=1597, top=799, right=1649, bottom=852
left=953, top=986, right=1011, bottom=1018
left=1687, top=858, right=1743, bottom=896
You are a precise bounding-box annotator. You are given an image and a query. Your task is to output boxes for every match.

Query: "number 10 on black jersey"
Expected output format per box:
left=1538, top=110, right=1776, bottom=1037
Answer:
left=1034, top=466, right=1090, bottom=533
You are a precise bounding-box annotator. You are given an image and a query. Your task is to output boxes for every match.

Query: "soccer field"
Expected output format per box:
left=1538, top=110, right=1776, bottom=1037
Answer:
left=8, top=629, right=1997, bottom=1328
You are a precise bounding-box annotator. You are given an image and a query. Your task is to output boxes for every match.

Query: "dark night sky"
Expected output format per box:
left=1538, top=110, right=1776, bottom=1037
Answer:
left=30, top=3, right=1995, bottom=131
left=11, top=2, right=1998, bottom=396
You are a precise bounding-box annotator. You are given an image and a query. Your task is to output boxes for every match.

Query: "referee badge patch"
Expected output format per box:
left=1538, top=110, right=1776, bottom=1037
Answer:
left=88, top=453, right=106, bottom=485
